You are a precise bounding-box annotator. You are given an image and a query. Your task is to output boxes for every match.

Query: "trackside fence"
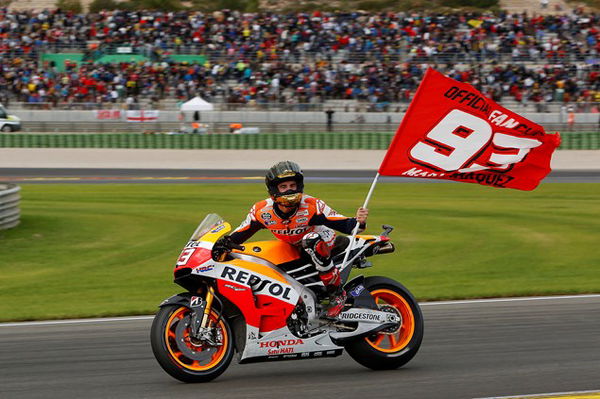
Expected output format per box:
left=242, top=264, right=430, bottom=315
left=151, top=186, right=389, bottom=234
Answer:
left=0, top=184, right=20, bottom=231
left=0, top=132, right=598, bottom=150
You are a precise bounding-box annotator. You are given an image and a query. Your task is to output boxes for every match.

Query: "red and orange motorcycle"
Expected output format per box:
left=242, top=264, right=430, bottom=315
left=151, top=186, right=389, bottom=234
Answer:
left=150, top=213, right=424, bottom=382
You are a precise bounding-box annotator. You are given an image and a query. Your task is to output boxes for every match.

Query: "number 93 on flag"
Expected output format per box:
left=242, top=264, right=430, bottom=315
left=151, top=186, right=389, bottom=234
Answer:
left=379, top=69, right=561, bottom=191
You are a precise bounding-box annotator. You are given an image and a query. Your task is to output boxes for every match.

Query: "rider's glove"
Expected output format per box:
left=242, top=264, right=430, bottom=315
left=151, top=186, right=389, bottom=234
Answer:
left=212, top=235, right=244, bottom=261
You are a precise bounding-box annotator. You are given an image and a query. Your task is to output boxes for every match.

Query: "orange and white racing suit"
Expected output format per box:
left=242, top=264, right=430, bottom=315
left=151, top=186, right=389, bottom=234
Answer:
left=229, top=194, right=365, bottom=290
left=229, top=194, right=362, bottom=247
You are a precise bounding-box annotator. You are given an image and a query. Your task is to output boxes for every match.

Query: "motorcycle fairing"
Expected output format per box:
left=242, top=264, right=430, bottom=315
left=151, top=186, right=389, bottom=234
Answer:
left=188, top=248, right=321, bottom=334
left=191, top=260, right=300, bottom=333
left=334, top=235, right=378, bottom=270
left=239, top=326, right=343, bottom=363
left=176, top=220, right=402, bottom=363
left=235, top=240, right=302, bottom=265
left=239, top=349, right=344, bottom=364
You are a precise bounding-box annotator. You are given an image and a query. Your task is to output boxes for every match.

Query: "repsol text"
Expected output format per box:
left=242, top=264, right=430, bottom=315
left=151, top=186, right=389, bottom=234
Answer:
left=220, top=266, right=292, bottom=300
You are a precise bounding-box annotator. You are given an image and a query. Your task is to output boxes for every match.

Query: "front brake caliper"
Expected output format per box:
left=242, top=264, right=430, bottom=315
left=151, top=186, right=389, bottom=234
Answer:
left=188, top=295, right=207, bottom=339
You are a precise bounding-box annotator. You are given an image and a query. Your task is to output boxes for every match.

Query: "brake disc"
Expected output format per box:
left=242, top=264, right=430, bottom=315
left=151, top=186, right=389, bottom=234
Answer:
left=174, top=315, right=217, bottom=362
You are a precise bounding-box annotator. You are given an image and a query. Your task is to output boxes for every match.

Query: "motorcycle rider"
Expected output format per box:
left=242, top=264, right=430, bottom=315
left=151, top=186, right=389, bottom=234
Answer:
left=215, top=160, right=368, bottom=318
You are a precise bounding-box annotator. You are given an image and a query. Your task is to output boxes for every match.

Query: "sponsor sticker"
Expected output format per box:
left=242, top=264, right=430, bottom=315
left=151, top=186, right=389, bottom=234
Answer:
left=268, top=348, right=294, bottom=355
left=261, top=212, right=272, bottom=220
left=224, top=283, right=247, bottom=292
left=349, top=284, right=365, bottom=297
left=271, top=227, right=309, bottom=235
left=185, top=241, right=206, bottom=249
left=261, top=339, right=304, bottom=355
left=190, top=296, right=204, bottom=307
left=194, top=265, right=214, bottom=273
left=328, top=209, right=341, bottom=217
left=338, top=311, right=384, bottom=323
left=220, top=266, right=293, bottom=300
left=210, top=225, right=226, bottom=233
left=259, top=339, right=304, bottom=348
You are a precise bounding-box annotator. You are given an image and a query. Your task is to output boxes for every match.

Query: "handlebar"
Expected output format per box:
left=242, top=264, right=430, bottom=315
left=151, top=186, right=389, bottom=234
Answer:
left=230, top=243, right=245, bottom=251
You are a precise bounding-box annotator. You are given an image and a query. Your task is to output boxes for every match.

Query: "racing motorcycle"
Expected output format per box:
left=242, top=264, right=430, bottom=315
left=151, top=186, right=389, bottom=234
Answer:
left=150, top=213, right=424, bottom=383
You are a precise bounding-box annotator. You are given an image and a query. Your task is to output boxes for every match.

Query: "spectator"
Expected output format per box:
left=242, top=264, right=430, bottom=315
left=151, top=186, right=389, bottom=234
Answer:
left=0, top=8, right=598, bottom=112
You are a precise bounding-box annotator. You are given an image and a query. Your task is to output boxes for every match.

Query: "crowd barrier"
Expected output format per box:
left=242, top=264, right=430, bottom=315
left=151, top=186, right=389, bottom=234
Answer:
left=0, top=132, right=597, bottom=150
left=0, top=183, right=20, bottom=231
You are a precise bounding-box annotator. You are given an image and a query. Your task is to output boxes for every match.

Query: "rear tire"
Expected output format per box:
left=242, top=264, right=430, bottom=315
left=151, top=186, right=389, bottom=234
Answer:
left=345, top=276, right=424, bottom=370
left=150, top=305, right=234, bottom=382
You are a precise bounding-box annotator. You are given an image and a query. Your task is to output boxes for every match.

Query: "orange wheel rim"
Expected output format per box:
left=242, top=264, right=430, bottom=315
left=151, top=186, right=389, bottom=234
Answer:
left=365, top=289, right=415, bottom=353
left=164, top=307, right=228, bottom=371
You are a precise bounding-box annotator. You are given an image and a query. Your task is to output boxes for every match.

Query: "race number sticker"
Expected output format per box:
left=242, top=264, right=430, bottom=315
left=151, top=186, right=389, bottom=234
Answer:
left=176, top=248, right=195, bottom=266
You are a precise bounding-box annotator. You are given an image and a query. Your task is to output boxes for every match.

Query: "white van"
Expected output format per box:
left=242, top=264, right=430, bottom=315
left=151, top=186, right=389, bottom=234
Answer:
left=0, top=104, right=21, bottom=132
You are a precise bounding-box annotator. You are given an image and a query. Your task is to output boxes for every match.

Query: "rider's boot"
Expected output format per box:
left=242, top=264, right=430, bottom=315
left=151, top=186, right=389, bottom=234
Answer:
left=320, top=266, right=347, bottom=318
left=301, top=233, right=347, bottom=318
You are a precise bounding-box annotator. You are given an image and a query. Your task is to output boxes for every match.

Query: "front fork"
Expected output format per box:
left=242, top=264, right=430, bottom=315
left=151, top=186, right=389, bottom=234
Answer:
left=189, top=285, right=220, bottom=345
left=201, top=285, right=215, bottom=328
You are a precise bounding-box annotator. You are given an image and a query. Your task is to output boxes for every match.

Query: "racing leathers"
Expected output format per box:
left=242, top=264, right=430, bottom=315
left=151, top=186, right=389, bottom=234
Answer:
left=228, top=194, right=365, bottom=315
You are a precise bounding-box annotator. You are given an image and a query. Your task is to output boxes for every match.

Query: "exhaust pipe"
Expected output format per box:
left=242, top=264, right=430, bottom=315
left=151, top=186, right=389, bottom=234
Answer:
left=374, top=242, right=395, bottom=254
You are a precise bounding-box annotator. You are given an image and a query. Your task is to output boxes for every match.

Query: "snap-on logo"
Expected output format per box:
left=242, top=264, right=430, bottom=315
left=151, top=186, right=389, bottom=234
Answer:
left=220, top=266, right=292, bottom=300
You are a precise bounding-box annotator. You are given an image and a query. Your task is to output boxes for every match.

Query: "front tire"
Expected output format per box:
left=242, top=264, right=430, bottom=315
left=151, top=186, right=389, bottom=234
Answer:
left=345, top=276, right=424, bottom=370
left=150, top=305, right=234, bottom=382
left=1, top=124, right=13, bottom=132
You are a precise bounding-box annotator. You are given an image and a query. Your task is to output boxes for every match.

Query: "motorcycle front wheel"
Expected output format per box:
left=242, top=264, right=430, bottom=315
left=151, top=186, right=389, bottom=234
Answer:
left=345, top=276, right=424, bottom=370
left=150, top=305, right=234, bottom=383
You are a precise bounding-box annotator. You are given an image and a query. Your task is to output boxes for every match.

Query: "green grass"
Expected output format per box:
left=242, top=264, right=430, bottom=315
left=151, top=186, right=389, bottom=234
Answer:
left=0, top=183, right=598, bottom=322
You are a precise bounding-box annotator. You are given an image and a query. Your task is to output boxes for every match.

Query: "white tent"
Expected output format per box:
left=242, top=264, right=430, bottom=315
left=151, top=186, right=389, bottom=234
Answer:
left=180, top=96, right=214, bottom=111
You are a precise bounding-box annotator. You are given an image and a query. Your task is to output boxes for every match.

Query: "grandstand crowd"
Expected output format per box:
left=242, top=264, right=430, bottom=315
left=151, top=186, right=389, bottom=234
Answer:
left=1, top=7, right=600, bottom=110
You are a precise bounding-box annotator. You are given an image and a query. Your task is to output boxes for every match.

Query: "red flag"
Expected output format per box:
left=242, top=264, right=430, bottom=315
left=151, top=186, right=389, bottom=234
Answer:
left=379, top=69, right=561, bottom=190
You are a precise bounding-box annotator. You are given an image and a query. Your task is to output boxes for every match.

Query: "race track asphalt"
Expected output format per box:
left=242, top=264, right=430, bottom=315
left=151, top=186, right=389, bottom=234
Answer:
left=1, top=150, right=598, bottom=399
left=1, top=295, right=599, bottom=399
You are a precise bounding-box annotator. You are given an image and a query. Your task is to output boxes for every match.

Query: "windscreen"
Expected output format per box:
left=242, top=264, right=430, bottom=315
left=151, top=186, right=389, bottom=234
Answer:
left=190, top=213, right=225, bottom=241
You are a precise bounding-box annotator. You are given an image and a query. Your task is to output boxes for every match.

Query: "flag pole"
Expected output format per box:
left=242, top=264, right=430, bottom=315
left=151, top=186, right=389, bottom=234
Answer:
left=339, top=172, right=380, bottom=271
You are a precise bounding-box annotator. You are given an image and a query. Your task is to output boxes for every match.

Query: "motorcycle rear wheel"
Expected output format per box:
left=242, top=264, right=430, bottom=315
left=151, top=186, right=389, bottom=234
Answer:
left=345, top=276, right=424, bottom=370
left=150, top=305, right=234, bottom=382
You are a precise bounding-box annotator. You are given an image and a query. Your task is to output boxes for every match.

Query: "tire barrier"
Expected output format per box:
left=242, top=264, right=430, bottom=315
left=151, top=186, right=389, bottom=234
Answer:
left=0, top=183, right=20, bottom=230
left=0, top=132, right=598, bottom=150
